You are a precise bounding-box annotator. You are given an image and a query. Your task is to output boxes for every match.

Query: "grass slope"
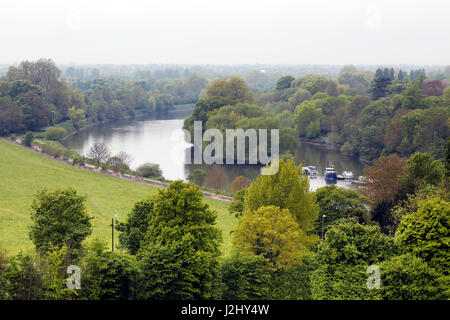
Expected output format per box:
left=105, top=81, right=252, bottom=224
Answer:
left=0, top=140, right=237, bottom=256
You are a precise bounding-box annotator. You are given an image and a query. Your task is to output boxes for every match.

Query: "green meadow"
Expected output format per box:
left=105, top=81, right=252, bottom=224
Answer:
left=0, top=139, right=237, bottom=256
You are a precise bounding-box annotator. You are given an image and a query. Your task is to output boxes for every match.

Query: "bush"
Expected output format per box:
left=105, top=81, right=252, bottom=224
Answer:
left=44, top=127, right=67, bottom=141
left=136, top=163, right=163, bottom=178
left=22, top=132, right=33, bottom=147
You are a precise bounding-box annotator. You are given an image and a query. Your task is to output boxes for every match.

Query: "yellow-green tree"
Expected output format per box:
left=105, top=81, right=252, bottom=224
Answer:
left=233, top=205, right=314, bottom=271
left=244, top=159, right=319, bottom=233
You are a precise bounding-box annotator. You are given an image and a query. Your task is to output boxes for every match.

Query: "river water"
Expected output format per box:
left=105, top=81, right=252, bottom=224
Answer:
left=63, top=106, right=366, bottom=192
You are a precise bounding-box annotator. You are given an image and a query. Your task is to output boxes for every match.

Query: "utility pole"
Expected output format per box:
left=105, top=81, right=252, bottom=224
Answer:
left=322, top=214, right=326, bottom=241
left=111, top=215, right=118, bottom=252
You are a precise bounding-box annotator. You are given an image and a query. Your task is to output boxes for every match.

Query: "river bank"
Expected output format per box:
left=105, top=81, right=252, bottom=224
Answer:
left=3, top=137, right=234, bottom=202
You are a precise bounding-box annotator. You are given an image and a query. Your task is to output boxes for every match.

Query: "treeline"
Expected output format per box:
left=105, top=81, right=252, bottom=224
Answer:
left=185, top=66, right=449, bottom=161
left=0, top=59, right=207, bottom=135
left=1, top=147, right=448, bottom=300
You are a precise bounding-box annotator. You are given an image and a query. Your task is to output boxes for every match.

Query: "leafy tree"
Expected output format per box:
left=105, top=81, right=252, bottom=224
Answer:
left=397, top=153, right=445, bottom=199
left=0, top=96, right=24, bottom=134
left=402, top=84, right=425, bottom=109
left=68, top=106, right=86, bottom=129
left=275, top=75, right=295, bottom=90
left=395, top=197, right=449, bottom=275
left=187, top=168, right=207, bottom=186
left=87, top=142, right=110, bottom=168
left=116, top=199, right=154, bottom=255
left=29, top=188, right=92, bottom=254
left=361, top=154, right=406, bottom=204
left=137, top=181, right=222, bottom=299
left=80, top=239, right=140, bottom=300
left=22, top=131, right=34, bottom=147
left=422, top=80, right=445, bottom=97
left=369, top=76, right=392, bottom=100
left=136, top=163, right=163, bottom=179
left=233, top=205, right=316, bottom=271
left=244, top=159, right=318, bottom=233
left=205, top=77, right=253, bottom=104
left=444, top=87, right=450, bottom=106
left=294, top=101, right=323, bottom=138
left=229, top=188, right=246, bottom=218
left=310, top=218, right=395, bottom=300
left=106, top=156, right=130, bottom=174
left=45, top=244, right=76, bottom=300
left=3, top=252, right=44, bottom=300
left=380, top=253, right=448, bottom=300
left=314, top=185, right=370, bottom=233
left=6, top=59, right=62, bottom=92
left=221, top=250, right=270, bottom=300
left=204, top=165, right=228, bottom=193
left=231, top=176, right=252, bottom=193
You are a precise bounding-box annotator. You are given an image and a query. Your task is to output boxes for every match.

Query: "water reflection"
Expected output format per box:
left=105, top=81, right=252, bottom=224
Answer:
left=64, top=107, right=366, bottom=192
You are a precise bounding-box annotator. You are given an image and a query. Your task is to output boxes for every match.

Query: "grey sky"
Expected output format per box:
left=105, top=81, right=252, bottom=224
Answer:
left=1, top=0, right=449, bottom=65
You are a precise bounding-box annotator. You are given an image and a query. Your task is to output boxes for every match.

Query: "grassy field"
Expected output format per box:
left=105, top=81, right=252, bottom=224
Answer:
left=0, top=139, right=237, bottom=256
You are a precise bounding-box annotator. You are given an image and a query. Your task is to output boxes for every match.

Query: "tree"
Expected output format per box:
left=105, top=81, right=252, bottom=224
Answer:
left=369, top=75, right=392, bottom=100
left=116, top=199, right=154, bottom=255
left=397, top=152, right=445, bottom=199
left=80, top=239, right=140, bottom=300
left=136, top=163, right=163, bottom=179
left=22, top=131, right=34, bottom=147
left=314, top=185, right=370, bottom=233
left=68, top=106, right=86, bottom=129
left=229, top=188, right=246, bottom=218
left=310, top=218, right=395, bottom=300
left=0, top=96, right=24, bottom=134
left=275, top=75, right=295, bottom=90
left=107, top=155, right=130, bottom=174
left=379, top=253, right=447, bottom=300
left=204, top=165, right=228, bottom=193
left=234, top=205, right=315, bottom=271
left=231, top=176, right=252, bottom=193
left=244, top=159, right=318, bottom=233
left=3, top=252, right=44, bottom=300
left=422, top=80, right=445, bottom=97
left=45, top=127, right=67, bottom=141
left=29, top=188, right=92, bottom=253
left=87, top=142, right=110, bottom=168
left=137, top=181, right=222, bottom=299
left=360, top=154, right=406, bottom=204
left=395, top=198, right=449, bottom=275
left=187, top=168, right=207, bottom=187
left=444, top=87, right=450, bottom=106
left=402, top=84, right=425, bottom=109
left=294, top=101, right=322, bottom=138
left=205, top=77, right=253, bottom=104
left=220, top=250, right=270, bottom=300
left=45, top=244, right=76, bottom=300
left=6, top=59, right=62, bottom=92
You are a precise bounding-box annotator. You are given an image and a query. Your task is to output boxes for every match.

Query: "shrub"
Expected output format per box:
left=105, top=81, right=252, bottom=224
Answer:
left=136, top=163, right=163, bottom=178
left=45, top=127, right=67, bottom=141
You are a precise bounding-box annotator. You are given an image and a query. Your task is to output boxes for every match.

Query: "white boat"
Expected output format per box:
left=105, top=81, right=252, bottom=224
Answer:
left=342, top=171, right=354, bottom=179
left=307, top=165, right=318, bottom=177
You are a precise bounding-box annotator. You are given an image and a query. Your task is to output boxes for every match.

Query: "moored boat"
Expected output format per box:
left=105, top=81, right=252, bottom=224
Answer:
left=342, top=170, right=354, bottom=179
left=324, top=163, right=337, bottom=180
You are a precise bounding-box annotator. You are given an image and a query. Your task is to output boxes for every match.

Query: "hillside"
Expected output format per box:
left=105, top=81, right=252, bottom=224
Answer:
left=0, top=140, right=236, bottom=256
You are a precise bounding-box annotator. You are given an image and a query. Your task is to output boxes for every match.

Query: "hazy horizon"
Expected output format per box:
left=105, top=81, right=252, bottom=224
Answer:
left=1, top=0, right=449, bottom=65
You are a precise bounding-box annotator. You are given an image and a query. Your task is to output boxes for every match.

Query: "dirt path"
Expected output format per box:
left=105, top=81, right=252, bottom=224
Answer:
left=2, top=138, right=234, bottom=203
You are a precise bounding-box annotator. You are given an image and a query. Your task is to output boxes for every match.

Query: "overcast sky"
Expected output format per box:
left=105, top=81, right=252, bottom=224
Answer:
left=0, top=0, right=449, bottom=65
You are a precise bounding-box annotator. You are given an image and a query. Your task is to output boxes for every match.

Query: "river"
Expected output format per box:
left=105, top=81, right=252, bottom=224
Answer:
left=63, top=105, right=366, bottom=192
